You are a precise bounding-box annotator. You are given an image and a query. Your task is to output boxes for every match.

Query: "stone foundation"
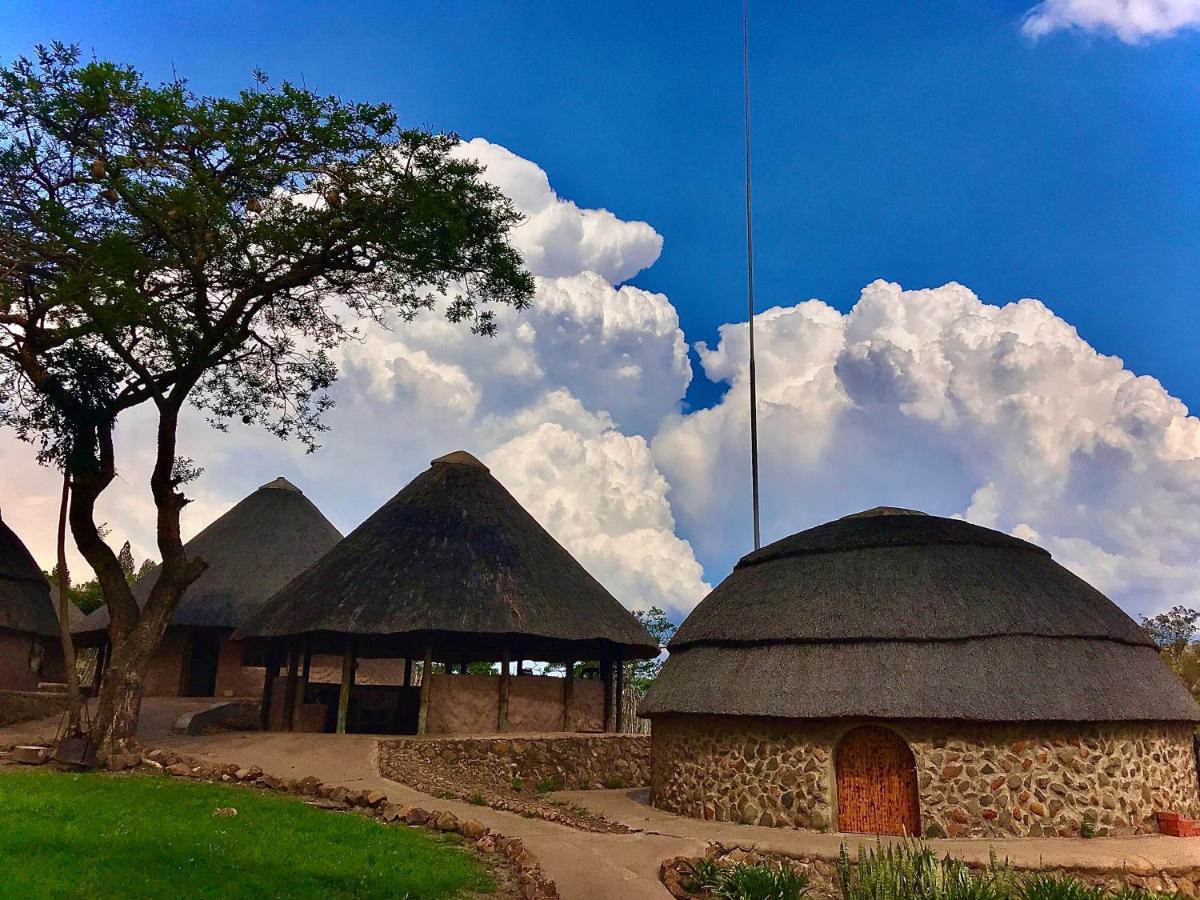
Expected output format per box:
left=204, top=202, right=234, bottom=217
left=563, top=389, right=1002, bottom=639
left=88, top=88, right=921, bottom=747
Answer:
left=650, top=715, right=1200, bottom=837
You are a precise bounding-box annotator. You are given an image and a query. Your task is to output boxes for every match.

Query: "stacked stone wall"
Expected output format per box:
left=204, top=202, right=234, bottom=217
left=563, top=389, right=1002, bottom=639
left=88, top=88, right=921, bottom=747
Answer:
left=382, top=733, right=650, bottom=793
left=651, top=715, right=1200, bottom=837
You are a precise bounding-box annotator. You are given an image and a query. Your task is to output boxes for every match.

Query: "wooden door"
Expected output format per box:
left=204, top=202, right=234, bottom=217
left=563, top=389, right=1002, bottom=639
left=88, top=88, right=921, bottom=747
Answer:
left=836, top=725, right=921, bottom=835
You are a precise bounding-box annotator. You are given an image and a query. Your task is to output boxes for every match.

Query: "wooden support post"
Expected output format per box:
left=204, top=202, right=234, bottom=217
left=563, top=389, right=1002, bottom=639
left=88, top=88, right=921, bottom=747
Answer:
left=417, top=645, right=433, bottom=735
left=601, top=656, right=614, bottom=732
left=336, top=637, right=355, bottom=735
left=260, top=648, right=277, bottom=731
left=498, top=648, right=511, bottom=733
left=562, top=661, right=574, bottom=732
left=614, top=652, right=625, bottom=733
left=282, top=648, right=300, bottom=732
left=403, top=656, right=413, bottom=687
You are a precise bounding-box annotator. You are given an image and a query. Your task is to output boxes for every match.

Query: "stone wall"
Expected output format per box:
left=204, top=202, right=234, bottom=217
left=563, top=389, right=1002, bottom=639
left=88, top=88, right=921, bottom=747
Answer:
left=0, top=629, right=43, bottom=691
left=381, top=733, right=650, bottom=793
left=426, top=674, right=604, bottom=735
left=650, top=715, right=1200, bottom=837
left=0, top=689, right=67, bottom=727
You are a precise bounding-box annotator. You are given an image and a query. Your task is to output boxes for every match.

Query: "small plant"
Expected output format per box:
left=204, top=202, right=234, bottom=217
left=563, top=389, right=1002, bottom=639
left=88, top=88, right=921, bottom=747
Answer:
left=535, top=777, right=563, bottom=794
left=603, top=776, right=625, bottom=790
left=680, top=857, right=724, bottom=894
left=468, top=791, right=485, bottom=806
left=1079, top=817, right=1097, bottom=839
left=714, top=861, right=808, bottom=900
left=510, top=777, right=524, bottom=792
left=679, top=858, right=807, bottom=900
left=1023, top=875, right=1106, bottom=900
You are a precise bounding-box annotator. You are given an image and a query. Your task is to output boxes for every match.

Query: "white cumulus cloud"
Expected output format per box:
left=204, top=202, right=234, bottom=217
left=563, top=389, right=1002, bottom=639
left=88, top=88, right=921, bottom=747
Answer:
left=453, top=138, right=663, bottom=284
left=654, top=279, right=1200, bottom=618
left=1021, top=0, right=1200, bottom=42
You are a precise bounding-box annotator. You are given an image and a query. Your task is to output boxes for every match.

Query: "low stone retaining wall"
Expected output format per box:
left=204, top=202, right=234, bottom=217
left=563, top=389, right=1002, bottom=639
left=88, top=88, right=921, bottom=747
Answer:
left=379, top=733, right=650, bottom=833
left=382, top=734, right=650, bottom=792
left=0, top=690, right=67, bottom=728
left=660, top=845, right=1200, bottom=899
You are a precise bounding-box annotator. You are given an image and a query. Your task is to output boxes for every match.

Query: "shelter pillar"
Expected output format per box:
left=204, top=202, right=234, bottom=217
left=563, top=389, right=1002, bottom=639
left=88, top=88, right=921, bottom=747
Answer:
left=336, top=637, right=356, bottom=735
left=403, top=657, right=413, bottom=687
left=562, top=661, right=574, bottom=732
left=601, top=656, right=614, bottom=732
left=614, top=651, right=625, bottom=733
left=260, top=647, right=278, bottom=731
left=417, top=645, right=433, bottom=735
left=282, top=648, right=300, bottom=732
left=498, top=648, right=511, bottom=732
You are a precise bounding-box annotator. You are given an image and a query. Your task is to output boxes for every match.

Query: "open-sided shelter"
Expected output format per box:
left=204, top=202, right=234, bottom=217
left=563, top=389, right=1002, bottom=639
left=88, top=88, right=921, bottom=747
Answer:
left=640, top=507, right=1200, bottom=838
left=235, top=451, right=658, bottom=735
left=74, top=478, right=342, bottom=698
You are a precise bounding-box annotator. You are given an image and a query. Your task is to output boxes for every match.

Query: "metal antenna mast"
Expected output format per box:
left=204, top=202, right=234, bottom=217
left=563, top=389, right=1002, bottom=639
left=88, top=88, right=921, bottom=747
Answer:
left=742, top=0, right=762, bottom=550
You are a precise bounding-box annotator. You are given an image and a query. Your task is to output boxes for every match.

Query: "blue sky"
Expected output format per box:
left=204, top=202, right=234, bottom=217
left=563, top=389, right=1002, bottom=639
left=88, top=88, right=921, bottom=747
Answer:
left=3, top=1, right=1200, bottom=619
left=2, top=0, right=1197, bottom=413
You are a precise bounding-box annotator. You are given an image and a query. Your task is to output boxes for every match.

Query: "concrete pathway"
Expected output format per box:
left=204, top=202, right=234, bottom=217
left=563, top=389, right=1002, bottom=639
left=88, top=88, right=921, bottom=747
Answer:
left=559, top=787, right=1200, bottom=876
left=6, top=698, right=1200, bottom=899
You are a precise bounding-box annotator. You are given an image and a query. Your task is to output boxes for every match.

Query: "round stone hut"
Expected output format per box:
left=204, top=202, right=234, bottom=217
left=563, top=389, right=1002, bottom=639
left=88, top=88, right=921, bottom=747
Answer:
left=0, top=513, right=61, bottom=691
left=75, top=477, right=342, bottom=698
left=639, top=507, right=1200, bottom=839
left=236, top=451, right=657, bottom=736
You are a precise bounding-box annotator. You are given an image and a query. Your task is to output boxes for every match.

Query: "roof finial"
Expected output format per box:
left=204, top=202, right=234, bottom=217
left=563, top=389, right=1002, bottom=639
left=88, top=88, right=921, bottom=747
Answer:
left=431, top=450, right=489, bottom=471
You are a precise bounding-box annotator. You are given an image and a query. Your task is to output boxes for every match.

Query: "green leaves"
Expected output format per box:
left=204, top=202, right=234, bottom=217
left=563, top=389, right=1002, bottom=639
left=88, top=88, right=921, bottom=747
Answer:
left=0, top=43, right=534, bottom=465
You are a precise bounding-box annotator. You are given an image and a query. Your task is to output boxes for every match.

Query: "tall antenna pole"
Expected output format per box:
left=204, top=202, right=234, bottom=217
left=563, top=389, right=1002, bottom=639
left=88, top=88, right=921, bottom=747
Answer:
left=742, top=0, right=762, bottom=550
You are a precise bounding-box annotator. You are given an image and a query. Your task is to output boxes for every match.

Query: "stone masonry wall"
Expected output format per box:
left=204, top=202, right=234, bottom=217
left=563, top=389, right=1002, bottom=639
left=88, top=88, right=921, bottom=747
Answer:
left=651, top=715, right=1200, bottom=837
left=381, top=734, right=650, bottom=793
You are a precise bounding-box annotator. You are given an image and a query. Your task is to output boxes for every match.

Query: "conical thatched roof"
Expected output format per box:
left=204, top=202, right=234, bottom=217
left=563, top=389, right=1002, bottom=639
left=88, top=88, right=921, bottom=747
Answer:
left=236, top=451, right=658, bottom=661
left=0, top=515, right=58, bottom=638
left=74, top=478, right=342, bottom=636
left=640, top=507, right=1199, bottom=723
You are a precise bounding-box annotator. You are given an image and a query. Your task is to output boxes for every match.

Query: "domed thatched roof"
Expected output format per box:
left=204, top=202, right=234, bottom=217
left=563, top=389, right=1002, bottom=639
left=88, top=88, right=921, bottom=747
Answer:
left=75, top=478, right=342, bottom=636
left=235, top=451, right=658, bottom=661
left=640, top=507, right=1200, bottom=723
left=0, top=515, right=58, bottom=638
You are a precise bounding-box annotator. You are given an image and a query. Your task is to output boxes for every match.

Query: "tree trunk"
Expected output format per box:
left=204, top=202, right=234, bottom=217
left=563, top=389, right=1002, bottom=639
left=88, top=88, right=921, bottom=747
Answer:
left=55, top=474, right=82, bottom=733
left=68, top=408, right=205, bottom=758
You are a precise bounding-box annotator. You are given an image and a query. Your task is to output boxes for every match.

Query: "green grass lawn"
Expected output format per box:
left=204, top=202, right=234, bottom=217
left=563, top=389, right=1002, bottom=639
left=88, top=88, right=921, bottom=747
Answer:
left=0, top=768, right=495, bottom=899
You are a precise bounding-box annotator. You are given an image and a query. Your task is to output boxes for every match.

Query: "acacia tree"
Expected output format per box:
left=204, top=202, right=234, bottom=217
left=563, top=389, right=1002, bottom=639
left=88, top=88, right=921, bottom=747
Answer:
left=0, top=44, right=534, bottom=755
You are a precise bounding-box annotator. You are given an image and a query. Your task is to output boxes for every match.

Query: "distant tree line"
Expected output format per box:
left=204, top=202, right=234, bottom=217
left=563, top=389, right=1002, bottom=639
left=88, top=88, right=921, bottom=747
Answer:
left=45, top=540, right=154, bottom=614
left=1142, top=606, right=1200, bottom=703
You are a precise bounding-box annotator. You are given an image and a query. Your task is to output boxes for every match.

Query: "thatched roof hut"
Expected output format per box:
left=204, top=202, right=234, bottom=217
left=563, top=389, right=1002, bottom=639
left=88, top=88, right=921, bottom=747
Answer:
left=641, top=507, right=1200, bottom=839
left=641, top=506, right=1197, bottom=722
left=0, top=514, right=60, bottom=690
left=0, top=515, right=57, bottom=639
left=237, top=452, right=656, bottom=662
left=75, top=477, right=342, bottom=638
left=237, top=451, right=656, bottom=735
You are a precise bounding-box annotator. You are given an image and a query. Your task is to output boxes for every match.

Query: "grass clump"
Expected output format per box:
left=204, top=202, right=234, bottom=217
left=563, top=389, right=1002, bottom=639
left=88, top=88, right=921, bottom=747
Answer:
left=682, top=858, right=809, bottom=900
left=0, top=769, right=494, bottom=899
left=837, top=842, right=1180, bottom=900
left=602, top=776, right=625, bottom=790
left=534, top=777, right=563, bottom=794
